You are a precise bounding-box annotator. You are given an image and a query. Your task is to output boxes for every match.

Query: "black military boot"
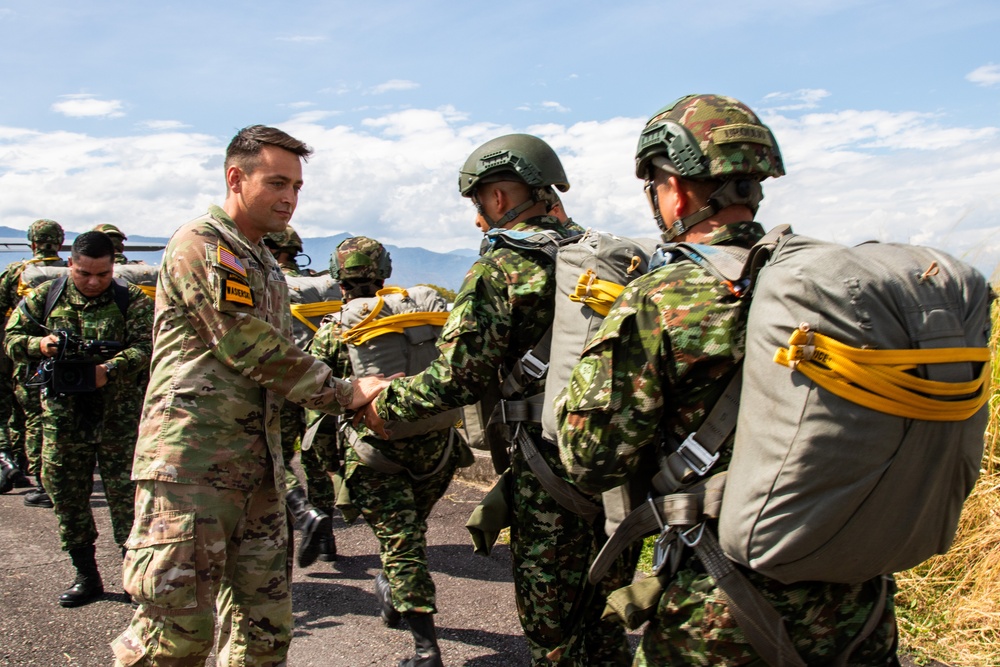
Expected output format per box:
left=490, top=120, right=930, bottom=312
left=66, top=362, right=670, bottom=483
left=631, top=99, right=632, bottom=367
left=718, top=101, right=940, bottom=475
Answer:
left=375, top=571, right=401, bottom=628
left=60, top=544, right=104, bottom=607
left=0, top=451, right=27, bottom=494
left=24, top=484, right=53, bottom=508
left=286, top=487, right=331, bottom=568
left=318, top=508, right=337, bottom=562
left=399, top=613, right=443, bottom=667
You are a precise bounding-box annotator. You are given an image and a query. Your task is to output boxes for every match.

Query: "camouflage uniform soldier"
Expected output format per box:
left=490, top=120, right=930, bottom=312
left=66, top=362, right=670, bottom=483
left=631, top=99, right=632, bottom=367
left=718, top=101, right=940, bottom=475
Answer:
left=5, top=231, right=153, bottom=606
left=110, top=125, right=389, bottom=667
left=311, top=237, right=464, bottom=667
left=264, top=224, right=338, bottom=566
left=92, top=223, right=130, bottom=264
left=0, top=219, right=66, bottom=504
left=556, top=94, right=900, bottom=666
left=360, top=135, right=632, bottom=666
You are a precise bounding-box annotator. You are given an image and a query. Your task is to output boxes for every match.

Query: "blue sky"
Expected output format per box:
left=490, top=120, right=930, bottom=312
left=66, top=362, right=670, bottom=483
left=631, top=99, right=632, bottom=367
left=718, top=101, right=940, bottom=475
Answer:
left=2, top=1, right=999, bottom=277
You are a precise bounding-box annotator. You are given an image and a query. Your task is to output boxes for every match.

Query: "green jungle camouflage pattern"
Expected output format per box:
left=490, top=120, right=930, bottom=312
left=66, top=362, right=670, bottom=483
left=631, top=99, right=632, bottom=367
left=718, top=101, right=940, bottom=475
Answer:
left=5, top=277, right=153, bottom=549
left=311, top=316, right=457, bottom=614
left=374, top=216, right=629, bottom=665
left=113, top=478, right=291, bottom=667
left=556, top=221, right=898, bottom=666
left=131, top=205, right=353, bottom=494
left=0, top=253, right=65, bottom=457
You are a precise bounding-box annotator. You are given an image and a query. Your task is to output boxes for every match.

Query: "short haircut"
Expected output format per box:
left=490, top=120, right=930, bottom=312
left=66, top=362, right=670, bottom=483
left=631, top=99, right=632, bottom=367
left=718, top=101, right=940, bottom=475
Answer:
left=224, top=125, right=314, bottom=175
left=71, top=231, right=116, bottom=262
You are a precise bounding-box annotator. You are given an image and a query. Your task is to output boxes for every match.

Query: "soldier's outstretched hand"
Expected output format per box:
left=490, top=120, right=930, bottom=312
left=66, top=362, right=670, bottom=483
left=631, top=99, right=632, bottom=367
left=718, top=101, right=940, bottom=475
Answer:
left=348, top=374, right=400, bottom=411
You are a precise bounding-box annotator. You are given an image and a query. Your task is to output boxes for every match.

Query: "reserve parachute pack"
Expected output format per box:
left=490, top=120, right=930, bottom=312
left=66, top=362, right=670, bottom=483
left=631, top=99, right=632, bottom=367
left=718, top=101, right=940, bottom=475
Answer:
left=339, top=285, right=459, bottom=440
left=284, top=274, right=343, bottom=347
left=589, top=227, right=991, bottom=666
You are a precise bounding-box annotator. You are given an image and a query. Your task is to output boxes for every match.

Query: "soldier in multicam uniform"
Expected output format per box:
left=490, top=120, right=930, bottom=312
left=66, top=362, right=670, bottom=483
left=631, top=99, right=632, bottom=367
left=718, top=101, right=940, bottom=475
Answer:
left=311, top=236, right=464, bottom=667
left=92, top=223, right=131, bottom=264
left=0, top=219, right=67, bottom=505
left=359, top=135, right=632, bottom=666
left=110, top=125, right=390, bottom=667
left=263, top=224, right=338, bottom=567
left=556, top=94, right=900, bottom=666
left=4, top=231, right=153, bottom=606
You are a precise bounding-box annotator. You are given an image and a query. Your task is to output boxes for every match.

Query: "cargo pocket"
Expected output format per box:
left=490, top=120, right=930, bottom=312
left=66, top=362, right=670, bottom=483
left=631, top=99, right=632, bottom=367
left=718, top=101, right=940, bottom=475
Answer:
left=123, top=510, right=198, bottom=610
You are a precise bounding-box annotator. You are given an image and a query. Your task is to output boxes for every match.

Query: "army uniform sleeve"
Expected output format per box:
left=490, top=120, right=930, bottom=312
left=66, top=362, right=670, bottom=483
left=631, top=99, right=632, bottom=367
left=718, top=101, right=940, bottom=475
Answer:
left=555, top=283, right=666, bottom=496
left=105, top=284, right=154, bottom=379
left=3, top=283, right=50, bottom=361
left=374, top=257, right=512, bottom=422
left=303, top=320, right=352, bottom=431
left=161, top=224, right=354, bottom=413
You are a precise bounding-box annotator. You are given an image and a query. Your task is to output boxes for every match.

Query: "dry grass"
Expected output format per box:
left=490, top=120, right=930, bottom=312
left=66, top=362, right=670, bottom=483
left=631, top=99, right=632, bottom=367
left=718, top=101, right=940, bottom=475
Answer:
left=895, top=299, right=1000, bottom=666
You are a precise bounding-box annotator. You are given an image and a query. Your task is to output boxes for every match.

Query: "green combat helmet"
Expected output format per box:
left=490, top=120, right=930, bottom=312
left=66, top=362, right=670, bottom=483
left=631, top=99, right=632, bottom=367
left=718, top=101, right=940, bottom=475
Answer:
left=264, top=225, right=304, bottom=255
left=458, top=133, right=570, bottom=229
left=27, top=219, right=65, bottom=254
left=92, top=223, right=127, bottom=253
left=331, top=236, right=392, bottom=282
left=635, top=94, right=785, bottom=241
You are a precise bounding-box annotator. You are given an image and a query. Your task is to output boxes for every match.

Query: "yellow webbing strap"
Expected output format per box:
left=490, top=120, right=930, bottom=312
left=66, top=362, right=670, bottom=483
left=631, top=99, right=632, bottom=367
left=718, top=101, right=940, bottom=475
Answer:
left=16, top=256, right=62, bottom=297
left=341, top=287, right=448, bottom=345
left=568, top=270, right=625, bottom=317
left=774, top=326, right=991, bottom=421
left=289, top=300, right=343, bottom=333
left=136, top=285, right=157, bottom=300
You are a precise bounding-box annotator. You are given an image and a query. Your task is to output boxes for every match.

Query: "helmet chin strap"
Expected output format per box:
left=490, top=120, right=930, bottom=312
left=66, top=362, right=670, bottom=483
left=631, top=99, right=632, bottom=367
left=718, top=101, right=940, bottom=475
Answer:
left=657, top=178, right=764, bottom=243
left=478, top=189, right=542, bottom=230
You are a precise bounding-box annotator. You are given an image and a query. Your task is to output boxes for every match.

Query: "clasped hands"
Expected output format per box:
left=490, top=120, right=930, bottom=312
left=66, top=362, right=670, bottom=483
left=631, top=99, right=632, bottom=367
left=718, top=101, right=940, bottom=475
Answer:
left=347, top=374, right=399, bottom=439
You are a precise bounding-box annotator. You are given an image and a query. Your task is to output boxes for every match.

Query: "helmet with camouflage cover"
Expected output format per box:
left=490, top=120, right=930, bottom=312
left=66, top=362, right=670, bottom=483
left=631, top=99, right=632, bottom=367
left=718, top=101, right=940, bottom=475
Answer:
left=635, top=94, right=785, bottom=241
left=330, top=236, right=392, bottom=282
left=92, top=223, right=127, bottom=253
left=264, top=225, right=304, bottom=255
left=27, top=219, right=65, bottom=250
left=459, top=134, right=570, bottom=229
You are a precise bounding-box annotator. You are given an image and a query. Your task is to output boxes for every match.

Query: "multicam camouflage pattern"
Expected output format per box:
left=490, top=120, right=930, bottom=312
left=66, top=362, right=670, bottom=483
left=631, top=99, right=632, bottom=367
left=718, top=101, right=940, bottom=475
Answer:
left=0, top=247, right=66, bottom=468
left=26, top=218, right=65, bottom=250
left=311, top=317, right=457, bottom=615
left=375, top=215, right=629, bottom=665
left=556, top=221, right=899, bottom=666
left=4, top=277, right=153, bottom=550
left=131, top=205, right=354, bottom=494
left=113, top=478, right=291, bottom=667
left=331, top=236, right=392, bottom=282
left=118, top=204, right=354, bottom=665
left=636, top=94, right=784, bottom=181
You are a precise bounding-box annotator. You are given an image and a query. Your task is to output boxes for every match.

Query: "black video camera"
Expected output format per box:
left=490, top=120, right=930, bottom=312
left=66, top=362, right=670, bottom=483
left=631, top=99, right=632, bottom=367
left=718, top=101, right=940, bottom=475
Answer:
left=32, top=329, right=123, bottom=395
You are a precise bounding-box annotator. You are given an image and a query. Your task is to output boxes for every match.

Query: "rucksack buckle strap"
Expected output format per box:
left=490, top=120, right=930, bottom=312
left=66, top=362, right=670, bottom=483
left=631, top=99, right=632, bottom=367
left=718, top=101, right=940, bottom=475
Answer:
left=519, top=349, right=548, bottom=381
left=676, top=433, right=719, bottom=477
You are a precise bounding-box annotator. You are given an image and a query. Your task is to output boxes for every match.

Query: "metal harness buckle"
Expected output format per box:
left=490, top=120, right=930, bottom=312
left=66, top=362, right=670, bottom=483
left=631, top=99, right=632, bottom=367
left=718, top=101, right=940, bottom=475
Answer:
left=677, top=433, right=719, bottom=477
left=519, top=350, right=548, bottom=380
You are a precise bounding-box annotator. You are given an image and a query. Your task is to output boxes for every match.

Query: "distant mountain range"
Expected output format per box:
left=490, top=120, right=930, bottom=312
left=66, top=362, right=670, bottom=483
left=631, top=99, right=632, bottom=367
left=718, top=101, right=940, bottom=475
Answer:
left=0, top=226, right=478, bottom=291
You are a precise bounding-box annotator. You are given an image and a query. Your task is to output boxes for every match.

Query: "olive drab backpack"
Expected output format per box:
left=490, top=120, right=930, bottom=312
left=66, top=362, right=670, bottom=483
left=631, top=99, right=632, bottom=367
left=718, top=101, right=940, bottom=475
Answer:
left=284, top=274, right=343, bottom=348
left=339, top=285, right=459, bottom=440
left=589, top=226, right=992, bottom=667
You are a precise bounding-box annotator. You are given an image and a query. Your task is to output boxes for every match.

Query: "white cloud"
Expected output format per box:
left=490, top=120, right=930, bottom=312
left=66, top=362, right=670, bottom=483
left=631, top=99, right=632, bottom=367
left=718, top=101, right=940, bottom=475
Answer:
left=762, top=89, right=831, bottom=111
left=517, top=101, right=571, bottom=114
left=138, top=120, right=190, bottom=131
left=283, top=101, right=316, bottom=110
left=368, top=79, right=420, bottom=95
left=2, top=104, right=998, bottom=279
left=0, top=9, right=13, bottom=20
left=966, top=64, right=1000, bottom=87
left=51, top=94, right=125, bottom=118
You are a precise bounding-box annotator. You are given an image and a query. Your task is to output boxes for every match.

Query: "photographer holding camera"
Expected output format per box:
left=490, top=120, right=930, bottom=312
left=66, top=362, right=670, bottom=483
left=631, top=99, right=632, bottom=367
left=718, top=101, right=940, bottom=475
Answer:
left=3, top=230, right=153, bottom=607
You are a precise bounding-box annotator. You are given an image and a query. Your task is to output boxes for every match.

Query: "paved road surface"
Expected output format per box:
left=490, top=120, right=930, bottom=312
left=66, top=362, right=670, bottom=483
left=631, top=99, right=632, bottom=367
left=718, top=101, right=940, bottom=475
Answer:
left=0, top=472, right=934, bottom=666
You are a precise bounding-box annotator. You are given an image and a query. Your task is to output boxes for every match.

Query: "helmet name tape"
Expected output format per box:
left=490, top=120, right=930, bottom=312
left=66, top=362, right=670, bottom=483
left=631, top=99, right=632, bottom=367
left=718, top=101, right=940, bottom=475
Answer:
left=712, top=123, right=774, bottom=147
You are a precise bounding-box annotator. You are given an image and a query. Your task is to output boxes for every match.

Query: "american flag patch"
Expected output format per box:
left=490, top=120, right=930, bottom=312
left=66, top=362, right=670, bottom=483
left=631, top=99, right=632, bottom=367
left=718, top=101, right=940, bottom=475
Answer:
left=217, top=246, right=247, bottom=278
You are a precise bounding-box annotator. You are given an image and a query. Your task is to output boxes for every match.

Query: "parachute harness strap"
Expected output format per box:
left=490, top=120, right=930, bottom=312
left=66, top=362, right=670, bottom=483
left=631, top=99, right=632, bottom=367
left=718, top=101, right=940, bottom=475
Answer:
left=341, top=286, right=448, bottom=345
